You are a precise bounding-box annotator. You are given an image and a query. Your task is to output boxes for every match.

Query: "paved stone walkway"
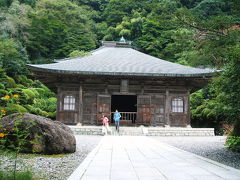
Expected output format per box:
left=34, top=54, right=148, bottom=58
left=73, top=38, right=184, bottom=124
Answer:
left=68, top=136, right=240, bottom=180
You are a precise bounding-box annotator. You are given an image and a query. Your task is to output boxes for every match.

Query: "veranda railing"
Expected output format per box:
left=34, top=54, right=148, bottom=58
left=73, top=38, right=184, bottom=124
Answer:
left=111, top=112, right=137, bottom=125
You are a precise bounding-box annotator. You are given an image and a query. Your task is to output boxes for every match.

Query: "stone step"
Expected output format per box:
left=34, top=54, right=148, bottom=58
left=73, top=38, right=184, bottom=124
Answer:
left=104, top=127, right=143, bottom=136
left=69, top=126, right=103, bottom=135
left=110, top=131, right=143, bottom=136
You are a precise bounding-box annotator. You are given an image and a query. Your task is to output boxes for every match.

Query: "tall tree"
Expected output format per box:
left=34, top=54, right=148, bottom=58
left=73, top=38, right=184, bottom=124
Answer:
left=0, top=1, right=32, bottom=43
left=0, top=37, right=28, bottom=76
left=27, top=0, right=96, bottom=60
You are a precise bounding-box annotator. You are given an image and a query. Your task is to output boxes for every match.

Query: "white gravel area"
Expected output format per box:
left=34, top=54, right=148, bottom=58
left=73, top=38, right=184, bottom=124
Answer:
left=152, top=136, right=240, bottom=170
left=0, top=135, right=102, bottom=180
left=1, top=135, right=239, bottom=179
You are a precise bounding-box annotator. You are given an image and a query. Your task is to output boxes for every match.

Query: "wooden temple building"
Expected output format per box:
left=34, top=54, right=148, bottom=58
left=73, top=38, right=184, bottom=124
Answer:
left=28, top=40, right=214, bottom=127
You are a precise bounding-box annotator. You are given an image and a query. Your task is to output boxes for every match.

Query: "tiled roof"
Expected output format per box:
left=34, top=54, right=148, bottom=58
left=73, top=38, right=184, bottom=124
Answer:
left=28, top=47, right=215, bottom=77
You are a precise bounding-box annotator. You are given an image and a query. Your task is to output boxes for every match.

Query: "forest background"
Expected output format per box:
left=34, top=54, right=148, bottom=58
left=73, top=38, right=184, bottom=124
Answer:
left=0, top=0, right=239, bottom=136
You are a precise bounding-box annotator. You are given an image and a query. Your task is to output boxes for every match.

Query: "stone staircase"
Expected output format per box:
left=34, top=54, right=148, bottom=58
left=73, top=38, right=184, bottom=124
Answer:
left=69, top=126, right=103, bottom=135
left=69, top=126, right=215, bottom=136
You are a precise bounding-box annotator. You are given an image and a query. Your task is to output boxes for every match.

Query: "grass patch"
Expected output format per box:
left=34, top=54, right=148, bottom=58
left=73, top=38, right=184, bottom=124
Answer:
left=0, top=150, right=67, bottom=159
left=19, top=153, right=67, bottom=158
left=0, top=170, right=34, bottom=180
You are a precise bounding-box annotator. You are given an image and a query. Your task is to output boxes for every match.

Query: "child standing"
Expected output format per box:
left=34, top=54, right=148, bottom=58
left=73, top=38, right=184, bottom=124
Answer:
left=101, top=115, right=111, bottom=135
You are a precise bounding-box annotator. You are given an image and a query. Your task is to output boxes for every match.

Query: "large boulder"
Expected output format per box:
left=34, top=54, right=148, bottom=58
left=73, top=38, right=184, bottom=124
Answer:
left=0, top=113, right=76, bottom=154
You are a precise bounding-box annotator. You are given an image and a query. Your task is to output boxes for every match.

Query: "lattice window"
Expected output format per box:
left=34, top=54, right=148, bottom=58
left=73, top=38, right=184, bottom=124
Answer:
left=171, top=97, right=184, bottom=113
left=63, top=95, right=75, bottom=111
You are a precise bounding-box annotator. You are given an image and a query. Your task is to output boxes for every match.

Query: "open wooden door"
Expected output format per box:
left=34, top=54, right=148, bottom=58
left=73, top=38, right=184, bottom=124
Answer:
left=97, top=94, right=111, bottom=125
left=137, top=95, right=152, bottom=125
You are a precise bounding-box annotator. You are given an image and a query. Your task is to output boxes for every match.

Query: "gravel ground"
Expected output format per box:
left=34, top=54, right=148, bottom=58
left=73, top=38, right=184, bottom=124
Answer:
left=1, top=135, right=239, bottom=179
left=152, top=136, right=240, bottom=170
left=0, top=135, right=102, bottom=180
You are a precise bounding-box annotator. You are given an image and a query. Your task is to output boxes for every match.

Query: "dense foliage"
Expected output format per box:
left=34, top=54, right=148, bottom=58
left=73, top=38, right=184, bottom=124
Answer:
left=0, top=0, right=240, bottom=149
left=0, top=69, right=56, bottom=118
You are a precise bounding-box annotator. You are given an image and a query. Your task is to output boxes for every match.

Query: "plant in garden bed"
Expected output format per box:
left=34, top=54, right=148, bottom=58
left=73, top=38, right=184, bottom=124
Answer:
left=0, top=113, right=41, bottom=180
left=225, top=120, right=240, bottom=152
left=225, top=135, right=240, bottom=152
left=0, top=69, right=57, bottom=119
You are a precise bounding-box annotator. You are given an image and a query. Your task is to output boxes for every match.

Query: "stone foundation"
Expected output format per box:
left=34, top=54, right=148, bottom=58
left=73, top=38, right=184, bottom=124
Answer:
left=147, top=127, right=215, bottom=136
left=69, top=126, right=215, bottom=136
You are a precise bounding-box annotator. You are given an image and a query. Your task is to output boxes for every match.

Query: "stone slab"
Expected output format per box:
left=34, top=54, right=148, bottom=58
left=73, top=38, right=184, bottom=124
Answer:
left=68, top=136, right=240, bottom=180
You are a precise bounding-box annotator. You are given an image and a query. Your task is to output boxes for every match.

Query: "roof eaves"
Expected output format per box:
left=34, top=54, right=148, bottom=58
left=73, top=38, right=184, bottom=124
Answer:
left=28, top=65, right=215, bottom=78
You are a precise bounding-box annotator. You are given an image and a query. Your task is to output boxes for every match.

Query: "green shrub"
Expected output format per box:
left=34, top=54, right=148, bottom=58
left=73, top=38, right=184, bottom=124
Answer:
left=0, top=89, right=7, bottom=97
left=32, top=88, right=45, bottom=96
left=24, top=105, right=48, bottom=117
left=49, top=97, right=57, bottom=104
left=30, top=87, right=55, bottom=98
left=226, top=136, right=240, bottom=152
left=37, top=86, right=55, bottom=98
left=5, top=76, right=16, bottom=88
left=68, top=50, right=91, bottom=58
left=33, top=98, right=57, bottom=112
left=48, top=98, right=57, bottom=112
left=22, top=89, right=35, bottom=100
left=6, top=104, right=28, bottom=114
left=0, top=83, right=5, bottom=89
left=30, top=89, right=39, bottom=97
left=22, top=89, right=39, bottom=100
left=31, top=80, right=42, bottom=88
left=16, top=84, right=25, bottom=88
left=0, top=68, right=5, bottom=78
left=37, top=108, right=48, bottom=117
left=0, top=69, right=56, bottom=119
left=47, top=111, right=56, bottom=119
left=14, top=75, right=33, bottom=87
left=24, top=104, right=35, bottom=112
left=8, top=87, right=22, bottom=95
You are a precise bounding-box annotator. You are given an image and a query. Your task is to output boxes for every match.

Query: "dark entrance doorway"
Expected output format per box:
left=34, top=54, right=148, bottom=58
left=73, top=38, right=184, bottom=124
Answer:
left=111, top=95, right=137, bottom=125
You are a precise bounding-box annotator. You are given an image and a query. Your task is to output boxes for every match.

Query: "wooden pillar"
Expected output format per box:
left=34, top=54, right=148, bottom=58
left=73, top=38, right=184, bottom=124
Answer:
left=186, top=90, right=191, bottom=127
left=78, top=85, right=83, bottom=125
left=56, top=86, right=61, bottom=121
left=165, top=89, right=170, bottom=127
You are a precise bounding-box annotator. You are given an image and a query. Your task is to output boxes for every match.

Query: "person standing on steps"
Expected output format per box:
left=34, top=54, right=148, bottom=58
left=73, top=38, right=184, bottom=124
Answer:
left=113, top=110, right=121, bottom=132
